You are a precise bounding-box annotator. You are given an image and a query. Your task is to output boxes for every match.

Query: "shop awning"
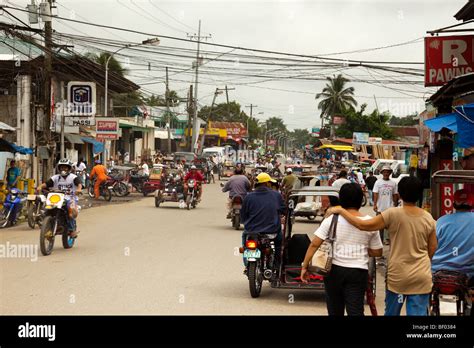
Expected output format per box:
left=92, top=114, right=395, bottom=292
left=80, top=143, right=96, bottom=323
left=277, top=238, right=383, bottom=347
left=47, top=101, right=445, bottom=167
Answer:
left=154, top=130, right=174, bottom=140
left=423, top=113, right=458, bottom=132
left=453, top=104, right=474, bottom=148
left=317, top=144, right=354, bottom=151
left=64, top=133, right=84, bottom=144
left=0, top=138, right=33, bottom=154
left=81, top=137, right=104, bottom=154
left=0, top=121, right=15, bottom=132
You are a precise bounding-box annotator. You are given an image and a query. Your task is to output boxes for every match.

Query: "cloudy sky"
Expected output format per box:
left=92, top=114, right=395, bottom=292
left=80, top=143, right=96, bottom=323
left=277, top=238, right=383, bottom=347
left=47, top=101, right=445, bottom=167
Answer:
left=3, top=0, right=468, bottom=130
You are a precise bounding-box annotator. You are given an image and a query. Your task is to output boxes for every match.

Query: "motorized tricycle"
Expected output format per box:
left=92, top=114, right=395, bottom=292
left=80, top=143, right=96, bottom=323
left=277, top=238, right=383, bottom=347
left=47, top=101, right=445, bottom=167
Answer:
left=142, top=164, right=164, bottom=197
left=240, top=187, right=378, bottom=315
left=154, top=168, right=185, bottom=208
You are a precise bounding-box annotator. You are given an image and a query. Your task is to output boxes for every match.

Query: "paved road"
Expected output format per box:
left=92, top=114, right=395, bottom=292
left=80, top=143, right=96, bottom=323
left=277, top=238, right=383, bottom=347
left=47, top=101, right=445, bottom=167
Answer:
left=0, top=179, right=386, bottom=315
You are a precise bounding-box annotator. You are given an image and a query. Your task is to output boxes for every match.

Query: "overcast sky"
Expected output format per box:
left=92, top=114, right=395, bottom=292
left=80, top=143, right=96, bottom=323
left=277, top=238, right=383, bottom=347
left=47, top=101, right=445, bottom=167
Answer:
left=4, top=0, right=469, bottom=130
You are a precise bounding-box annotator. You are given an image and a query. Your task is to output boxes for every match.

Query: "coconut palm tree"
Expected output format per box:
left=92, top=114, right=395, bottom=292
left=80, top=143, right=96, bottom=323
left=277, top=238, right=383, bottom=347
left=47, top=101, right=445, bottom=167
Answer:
left=316, top=74, right=357, bottom=136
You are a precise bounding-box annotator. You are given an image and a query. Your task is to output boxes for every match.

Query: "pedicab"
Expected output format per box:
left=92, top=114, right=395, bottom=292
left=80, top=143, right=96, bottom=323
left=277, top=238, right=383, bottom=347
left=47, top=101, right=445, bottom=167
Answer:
left=429, top=169, right=474, bottom=316
left=142, top=164, right=165, bottom=197
left=241, top=186, right=378, bottom=315
left=219, top=161, right=236, bottom=180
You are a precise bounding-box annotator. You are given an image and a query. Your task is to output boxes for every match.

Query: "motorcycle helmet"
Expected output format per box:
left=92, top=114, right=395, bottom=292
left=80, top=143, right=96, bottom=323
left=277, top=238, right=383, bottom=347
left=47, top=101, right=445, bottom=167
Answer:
left=57, top=158, right=73, bottom=177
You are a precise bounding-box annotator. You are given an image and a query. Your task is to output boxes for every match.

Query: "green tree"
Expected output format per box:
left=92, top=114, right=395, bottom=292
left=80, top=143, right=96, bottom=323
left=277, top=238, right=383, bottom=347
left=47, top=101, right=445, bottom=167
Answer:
left=389, top=114, right=418, bottom=126
left=265, top=117, right=287, bottom=134
left=85, top=52, right=127, bottom=76
left=335, top=104, right=395, bottom=139
left=315, top=74, right=358, bottom=133
left=291, top=128, right=313, bottom=149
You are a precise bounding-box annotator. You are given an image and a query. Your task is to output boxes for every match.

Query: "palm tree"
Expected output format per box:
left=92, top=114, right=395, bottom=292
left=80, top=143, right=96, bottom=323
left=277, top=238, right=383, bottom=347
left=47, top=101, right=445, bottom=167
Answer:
left=315, top=74, right=357, bottom=137
left=84, top=52, right=127, bottom=76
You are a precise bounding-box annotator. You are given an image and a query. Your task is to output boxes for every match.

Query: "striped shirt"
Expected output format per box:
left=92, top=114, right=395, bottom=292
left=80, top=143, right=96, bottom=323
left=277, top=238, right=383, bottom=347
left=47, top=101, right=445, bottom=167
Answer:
left=314, top=215, right=383, bottom=270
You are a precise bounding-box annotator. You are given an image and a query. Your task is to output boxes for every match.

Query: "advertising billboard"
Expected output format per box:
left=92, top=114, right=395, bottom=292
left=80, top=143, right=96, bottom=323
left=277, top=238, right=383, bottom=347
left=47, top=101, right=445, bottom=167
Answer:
left=96, top=118, right=119, bottom=140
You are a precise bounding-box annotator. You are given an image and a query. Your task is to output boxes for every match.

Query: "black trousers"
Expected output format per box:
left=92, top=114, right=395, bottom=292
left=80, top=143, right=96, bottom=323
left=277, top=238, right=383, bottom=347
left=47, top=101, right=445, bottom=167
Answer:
left=323, top=264, right=368, bottom=316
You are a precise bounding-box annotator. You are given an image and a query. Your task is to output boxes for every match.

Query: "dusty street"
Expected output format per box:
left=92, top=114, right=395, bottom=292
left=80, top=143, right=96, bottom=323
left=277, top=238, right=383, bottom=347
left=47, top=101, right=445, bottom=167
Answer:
left=0, top=180, right=385, bottom=315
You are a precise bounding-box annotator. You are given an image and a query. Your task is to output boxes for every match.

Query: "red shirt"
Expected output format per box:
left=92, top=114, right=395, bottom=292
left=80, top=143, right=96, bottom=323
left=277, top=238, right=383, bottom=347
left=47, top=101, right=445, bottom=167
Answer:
left=184, top=171, right=204, bottom=183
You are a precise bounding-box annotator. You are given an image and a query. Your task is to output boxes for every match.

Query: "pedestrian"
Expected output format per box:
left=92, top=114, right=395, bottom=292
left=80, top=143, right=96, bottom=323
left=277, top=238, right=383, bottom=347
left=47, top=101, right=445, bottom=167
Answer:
left=372, top=165, right=399, bottom=244
left=331, top=170, right=351, bottom=190
left=5, top=160, right=21, bottom=189
left=300, top=183, right=383, bottom=316
left=409, top=150, right=418, bottom=177
left=365, top=171, right=377, bottom=206
left=89, top=159, right=108, bottom=199
left=327, top=176, right=438, bottom=316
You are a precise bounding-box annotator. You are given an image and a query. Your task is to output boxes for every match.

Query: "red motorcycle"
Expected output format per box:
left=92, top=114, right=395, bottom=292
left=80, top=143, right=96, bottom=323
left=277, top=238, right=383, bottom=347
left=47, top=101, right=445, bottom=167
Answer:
left=430, top=270, right=472, bottom=316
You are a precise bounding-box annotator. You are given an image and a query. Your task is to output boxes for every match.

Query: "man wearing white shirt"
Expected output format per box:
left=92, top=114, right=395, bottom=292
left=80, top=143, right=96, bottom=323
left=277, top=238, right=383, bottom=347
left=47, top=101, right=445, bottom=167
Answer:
left=332, top=170, right=351, bottom=190
left=140, top=160, right=150, bottom=176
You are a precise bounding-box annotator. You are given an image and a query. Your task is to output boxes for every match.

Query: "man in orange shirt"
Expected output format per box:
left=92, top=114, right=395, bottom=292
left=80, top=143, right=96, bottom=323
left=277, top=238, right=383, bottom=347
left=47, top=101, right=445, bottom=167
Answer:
left=90, top=159, right=108, bottom=199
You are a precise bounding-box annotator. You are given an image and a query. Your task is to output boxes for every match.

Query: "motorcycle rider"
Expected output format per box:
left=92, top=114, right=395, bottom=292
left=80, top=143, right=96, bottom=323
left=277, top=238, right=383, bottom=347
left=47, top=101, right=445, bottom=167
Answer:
left=222, top=167, right=251, bottom=218
left=184, top=165, right=204, bottom=202
left=89, top=159, right=108, bottom=199
left=241, top=172, right=286, bottom=266
left=431, top=189, right=474, bottom=286
left=38, top=159, right=82, bottom=237
left=280, top=167, right=297, bottom=196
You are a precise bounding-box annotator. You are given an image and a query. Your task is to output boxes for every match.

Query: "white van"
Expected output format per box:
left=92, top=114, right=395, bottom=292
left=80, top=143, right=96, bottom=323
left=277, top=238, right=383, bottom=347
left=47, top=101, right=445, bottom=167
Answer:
left=202, top=147, right=226, bottom=163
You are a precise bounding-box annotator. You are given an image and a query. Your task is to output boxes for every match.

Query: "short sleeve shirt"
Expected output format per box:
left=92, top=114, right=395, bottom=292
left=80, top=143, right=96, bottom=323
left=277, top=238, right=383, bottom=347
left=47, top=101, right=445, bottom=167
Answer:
left=381, top=207, right=436, bottom=294
left=373, top=179, right=398, bottom=212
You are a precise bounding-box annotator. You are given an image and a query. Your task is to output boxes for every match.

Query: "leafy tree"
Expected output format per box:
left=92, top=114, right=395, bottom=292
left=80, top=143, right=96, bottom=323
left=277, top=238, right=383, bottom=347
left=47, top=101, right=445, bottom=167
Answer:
left=85, top=52, right=127, bottom=76
left=265, top=117, right=287, bottom=134
left=389, top=114, right=418, bottom=126
left=315, top=74, right=357, bottom=132
left=335, top=104, right=395, bottom=139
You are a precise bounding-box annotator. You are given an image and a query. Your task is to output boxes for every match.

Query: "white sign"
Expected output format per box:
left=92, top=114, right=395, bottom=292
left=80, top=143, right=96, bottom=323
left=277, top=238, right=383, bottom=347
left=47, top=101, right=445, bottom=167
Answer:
left=368, top=137, right=382, bottom=145
left=66, top=81, right=96, bottom=116
left=68, top=117, right=96, bottom=127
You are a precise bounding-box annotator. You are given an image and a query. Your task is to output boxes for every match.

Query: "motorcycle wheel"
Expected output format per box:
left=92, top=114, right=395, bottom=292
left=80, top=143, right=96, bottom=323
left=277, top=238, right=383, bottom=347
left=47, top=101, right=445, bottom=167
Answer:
left=186, top=195, right=191, bottom=210
left=39, top=216, right=55, bottom=256
left=248, top=261, right=263, bottom=298
left=143, top=190, right=149, bottom=197
left=307, top=216, right=316, bottom=221
left=88, top=185, right=95, bottom=198
left=233, top=214, right=240, bottom=230
left=27, top=201, right=36, bottom=229
left=0, top=208, right=11, bottom=228
left=361, top=193, right=368, bottom=207
left=114, top=182, right=129, bottom=197
left=103, top=188, right=112, bottom=202
left=155, top=198, right=161, bottom=207
left=62, top=224, right=76, bottom=249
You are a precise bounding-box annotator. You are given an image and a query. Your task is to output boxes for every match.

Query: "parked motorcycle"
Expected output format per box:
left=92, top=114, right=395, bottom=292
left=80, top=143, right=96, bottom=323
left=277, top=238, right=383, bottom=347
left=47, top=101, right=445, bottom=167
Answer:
left=26, top=191, right=47, bottom=229
left=107, top=173, right=129, bottom=197
left=129, top=170, right=148, bottom=193
left=430, top=270, right=472, bottom=316
left=39, top=190, right=81, bottom=256
left=185, top=179, right=199, bottom=210
left=88, top=179, right=113, bottom=201
left=0, top=188, right=27, bottom=228
left=230, top=195, right=243, bottom=230
left=242, top=233, right=277, bottom=298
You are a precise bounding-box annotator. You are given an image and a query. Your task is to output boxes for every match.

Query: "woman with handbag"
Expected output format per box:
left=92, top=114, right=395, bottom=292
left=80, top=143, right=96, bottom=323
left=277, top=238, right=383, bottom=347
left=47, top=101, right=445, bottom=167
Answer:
left=300, top=183, right=383, bottom=316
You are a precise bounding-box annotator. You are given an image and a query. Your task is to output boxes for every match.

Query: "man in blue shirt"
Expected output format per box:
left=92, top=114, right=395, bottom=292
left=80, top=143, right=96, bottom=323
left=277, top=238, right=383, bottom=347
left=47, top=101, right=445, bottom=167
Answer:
left=6, top=160, right=20, bottom=189
left=241, top=172, right=286, bottom=264
left=432, top=189, right=474, bottom=283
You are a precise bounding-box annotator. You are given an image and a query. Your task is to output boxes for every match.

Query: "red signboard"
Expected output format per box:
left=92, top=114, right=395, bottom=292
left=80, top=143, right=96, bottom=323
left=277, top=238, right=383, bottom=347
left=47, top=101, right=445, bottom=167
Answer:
left=95, top=117, right=119, bottom=140
left=440, top=160, right=454, bottom=216
left=425, top=35, right=474, bottom=87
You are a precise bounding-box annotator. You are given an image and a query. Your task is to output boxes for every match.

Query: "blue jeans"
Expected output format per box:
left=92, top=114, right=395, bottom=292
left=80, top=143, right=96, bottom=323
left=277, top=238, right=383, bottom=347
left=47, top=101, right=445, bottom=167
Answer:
left=66, top=196, right=79, bottom=233
left=368, top=190, right=373, bottom=205
left=385, top=290, right=429, bottom=316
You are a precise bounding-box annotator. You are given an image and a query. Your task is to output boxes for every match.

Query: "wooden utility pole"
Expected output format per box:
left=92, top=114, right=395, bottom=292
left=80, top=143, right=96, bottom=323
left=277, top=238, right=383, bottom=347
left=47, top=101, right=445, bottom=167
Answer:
left=43, top=0, right=54, bottom=178
left=186, top=85, right=194, bottom=152
left=165, top=67, right=172, bottom=154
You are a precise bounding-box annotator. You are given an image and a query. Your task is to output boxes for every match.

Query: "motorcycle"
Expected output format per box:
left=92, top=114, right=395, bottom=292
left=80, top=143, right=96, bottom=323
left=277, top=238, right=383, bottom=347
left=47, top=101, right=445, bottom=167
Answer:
left=39, top=190, right=81, bottom=256
left=185, top=179, right=199, bottom=210
left=203, top=164, right=214, bottom=184
left=430, top=270, right=472, bottom=316
left=230, top=195, right=243, bottom=230
left=155, top=173, right=185, bottom=208
left=129, top=170, right=148, bottom=193
left=0, top=188, right=27, bottom=228
left=88, top=178, right=113, bottom=201
left=242, top=232, right=277, bottom=298
left=107, top=173, right=129, bottom=197
left=26, top=191, right=47, bottom=229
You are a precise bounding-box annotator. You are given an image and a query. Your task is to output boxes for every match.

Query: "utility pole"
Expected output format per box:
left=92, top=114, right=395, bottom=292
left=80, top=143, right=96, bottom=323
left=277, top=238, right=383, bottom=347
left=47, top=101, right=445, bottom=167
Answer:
left=188, top=20, right=211, bottom=153
left=199, top=88, right=221, bottom=152
left=245, top=104, right=257, bottom=137
left=165, top=67, right=172, bottom=154
left=186, top=85, right=194, bottom=152
left=44, top=0, right=53, bottom=177
left=224, top=85, right=235, bottom=119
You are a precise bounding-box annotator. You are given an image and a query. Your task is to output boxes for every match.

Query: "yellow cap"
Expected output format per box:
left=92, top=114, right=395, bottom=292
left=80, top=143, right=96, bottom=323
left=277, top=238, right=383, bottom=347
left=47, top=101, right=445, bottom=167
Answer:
left=256, top=172, right=277, bottom=184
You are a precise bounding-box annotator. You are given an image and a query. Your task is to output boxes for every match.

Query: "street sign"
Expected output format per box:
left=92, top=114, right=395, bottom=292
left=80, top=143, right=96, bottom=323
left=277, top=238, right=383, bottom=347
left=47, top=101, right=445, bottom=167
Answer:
left=425, top=35, right=474, bottom=87
left=311, top=127, right=320, bottom=137
left=96, top=118, right=119, bottom=140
